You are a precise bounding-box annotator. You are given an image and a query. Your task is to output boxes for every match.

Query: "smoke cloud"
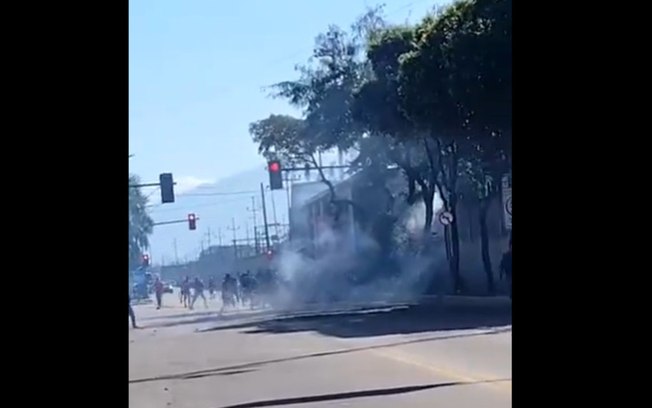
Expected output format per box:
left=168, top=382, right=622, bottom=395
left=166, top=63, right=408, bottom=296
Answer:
left=266, top=191, right=448, bottom=311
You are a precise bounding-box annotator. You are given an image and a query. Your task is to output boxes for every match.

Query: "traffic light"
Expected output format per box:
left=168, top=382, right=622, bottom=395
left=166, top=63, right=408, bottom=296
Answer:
left=188, top=213, right=197, bottom=230
left=142, top=254, right=150, bottom=267
left=268, top=160, right=283, bottom=190
left=159, top=173, right=175, bottom=203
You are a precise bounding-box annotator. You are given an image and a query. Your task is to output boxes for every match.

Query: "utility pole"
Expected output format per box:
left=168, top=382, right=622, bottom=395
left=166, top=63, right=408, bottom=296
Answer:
left=269, top=187, right=279, bottom=239
left=253, top=226, right=259, bottom=254
left=217, top=227, right=223, bottom=246
left=284, top=173, right=296, bottom=242
left=227, top=218, right=240, bottom=259
left=248, top=196, right=259, bottom=253
left=173, top=238, right=179, bottom=265
left=260, top=183, right=271, bottom=251
left=206, top=227, right=212, bottom=249
left=245, top=221, right=250, bottom=256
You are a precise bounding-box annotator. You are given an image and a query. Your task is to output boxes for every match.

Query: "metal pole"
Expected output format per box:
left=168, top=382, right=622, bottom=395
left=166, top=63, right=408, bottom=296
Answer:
left=270, top=188, right=279, bottom=240
left=260, top=183, right=271, bottom=251
left=153, top=218, right=196, bottom=227
left=228, top=218, right=239, bottom=259
left=250, top=196, right=259, bottom=253
left=254, top=226, right=259, bottom=254
left=245, top=221, right=250, bottom=256
left=285, top=174, right=292, bottom=241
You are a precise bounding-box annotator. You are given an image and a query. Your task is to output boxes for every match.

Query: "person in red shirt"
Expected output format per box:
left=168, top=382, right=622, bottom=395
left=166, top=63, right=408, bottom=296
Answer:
left=154, top=277, right=165, bottom=310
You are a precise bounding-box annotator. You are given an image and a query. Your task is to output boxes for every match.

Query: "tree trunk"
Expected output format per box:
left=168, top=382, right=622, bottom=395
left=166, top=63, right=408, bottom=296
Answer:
left=406, top=170, right=416, bottom=204
left=479, top=198, right=495, bottom=294
left=423, top=187, right=435, bottom=233
left=449, top=195, right=463, bottom=293
left=448, top=145, right=463, bottom=294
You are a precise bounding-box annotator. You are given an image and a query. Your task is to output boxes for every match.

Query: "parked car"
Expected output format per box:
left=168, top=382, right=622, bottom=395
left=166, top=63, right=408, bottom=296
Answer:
left=163, top=282, right=174, bottom=294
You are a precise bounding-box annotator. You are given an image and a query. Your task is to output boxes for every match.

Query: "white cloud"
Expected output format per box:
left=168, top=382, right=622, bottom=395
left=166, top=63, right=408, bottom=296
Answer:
left=174, top=176, right=214, bottom=195
left=146, top=176, right=214, bottom=206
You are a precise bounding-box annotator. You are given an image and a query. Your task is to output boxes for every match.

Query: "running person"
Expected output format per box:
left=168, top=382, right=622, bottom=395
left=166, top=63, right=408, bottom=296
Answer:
left=154, top=277, right=164, bottom=310
left=208, top=276, right=216, bottom=300
left=180, top=276, right=191, bottom=308
left=220, top=274, right=238, bottom=312
left=190, top=277, right=208, bottom=310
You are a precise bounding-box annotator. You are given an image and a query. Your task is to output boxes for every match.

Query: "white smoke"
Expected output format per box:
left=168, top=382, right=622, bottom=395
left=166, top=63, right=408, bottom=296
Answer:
left=267, top=189, right=450, bottom=310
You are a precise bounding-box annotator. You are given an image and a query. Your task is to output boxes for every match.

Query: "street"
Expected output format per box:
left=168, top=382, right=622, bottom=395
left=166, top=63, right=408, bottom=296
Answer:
left=129, top=292, right=511, bottom=408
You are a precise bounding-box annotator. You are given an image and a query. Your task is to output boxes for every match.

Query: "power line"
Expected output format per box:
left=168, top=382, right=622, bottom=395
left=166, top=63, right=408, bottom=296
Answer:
left=145, top=191, right=256, bottom=210
left=179, top=190, right=258, bottom=197
left=148, top=196, right=252, bottom=214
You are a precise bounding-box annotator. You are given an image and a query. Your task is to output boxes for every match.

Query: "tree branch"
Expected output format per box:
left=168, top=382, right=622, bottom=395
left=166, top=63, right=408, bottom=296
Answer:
left=310, top=153, right=337, bottom=203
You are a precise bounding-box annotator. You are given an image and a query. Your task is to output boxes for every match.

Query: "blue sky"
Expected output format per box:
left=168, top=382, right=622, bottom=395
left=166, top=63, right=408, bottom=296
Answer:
left=129, top=0, right=444, bottom=193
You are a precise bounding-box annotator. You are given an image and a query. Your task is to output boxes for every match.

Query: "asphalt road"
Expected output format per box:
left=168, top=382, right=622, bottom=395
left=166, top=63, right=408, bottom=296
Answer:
left=129, top=291, right=511, bottom=408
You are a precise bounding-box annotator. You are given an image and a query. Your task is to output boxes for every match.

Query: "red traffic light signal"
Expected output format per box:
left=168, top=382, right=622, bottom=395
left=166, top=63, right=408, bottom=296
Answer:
left=268, top=160, right=283, bottom=190
left=188, top=213, right=197, bottom=230
left=142, top=254, right=150, bottom=267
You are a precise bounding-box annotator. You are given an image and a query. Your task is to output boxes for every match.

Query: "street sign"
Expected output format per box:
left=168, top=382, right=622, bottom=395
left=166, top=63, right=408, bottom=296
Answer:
left=438, top=211, right=454, bottom=226
left=502, top=174, right=512, bottom=230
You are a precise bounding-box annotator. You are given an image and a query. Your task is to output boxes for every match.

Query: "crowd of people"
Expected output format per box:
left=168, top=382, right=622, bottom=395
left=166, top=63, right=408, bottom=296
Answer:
left=130, top=246, right=512, bottom=328
left=129, top=270, right=282, bottom=328
left=133, top=269, right=282, bottom=313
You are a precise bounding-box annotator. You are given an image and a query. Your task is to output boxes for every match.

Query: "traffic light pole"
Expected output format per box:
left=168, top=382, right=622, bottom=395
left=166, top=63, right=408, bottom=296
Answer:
left=260, top=183, right=271, bottom=251
left=153, top=217, right=199, bottom=227
left=129, top=173, right=176, bottom=204
left=129, top=182, right=167, bottom=188
left=280, top=164, right=357, bottom=172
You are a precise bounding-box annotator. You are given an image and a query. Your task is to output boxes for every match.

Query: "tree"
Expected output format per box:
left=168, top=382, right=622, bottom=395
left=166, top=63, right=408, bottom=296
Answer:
left=254, top=8, right=388, bottom=221
left=250, top=113, right=368, bottom=228
left=397, top=7, right=470, bottom=292
left=129, top=174, right=154, bottom=269
left=444, top=0, right=512, bottom=292
left=445, top=0, right=512, bottom=157
left=460, top=144, right=509, bottom=293
left=250, top=1, right=512, bottom=294
left=352, top=25, right=444, bottom=234
left=397, top=0, right=512, bottom=293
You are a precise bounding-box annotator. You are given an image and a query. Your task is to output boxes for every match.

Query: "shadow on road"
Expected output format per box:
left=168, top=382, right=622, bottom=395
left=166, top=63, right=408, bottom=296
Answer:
left=217, top=379, right=510, bottom=408
left=175, top=368, right=256, bottom=380
left=129, top=326, right=510, bottom=385
left=130, top=368, right=256, bottom=383
left=139, top=310, right=278, bottom=329
left=140, top=308, right=274, bottom=322
left=202, top=304, right=511, bottom=339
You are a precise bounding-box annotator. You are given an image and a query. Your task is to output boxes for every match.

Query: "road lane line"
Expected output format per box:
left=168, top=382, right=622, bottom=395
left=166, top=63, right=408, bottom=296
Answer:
left=370, top=348, right=511, bottom=394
